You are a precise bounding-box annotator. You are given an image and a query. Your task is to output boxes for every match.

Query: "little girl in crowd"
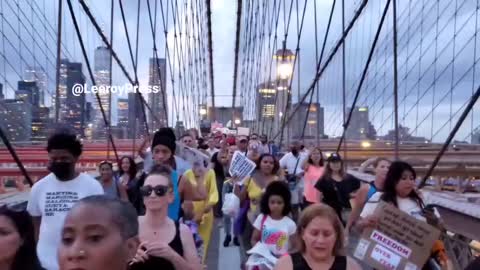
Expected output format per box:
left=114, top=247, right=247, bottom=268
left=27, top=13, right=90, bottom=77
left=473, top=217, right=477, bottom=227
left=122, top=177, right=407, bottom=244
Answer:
left=250, top=181, right=297, bottom=266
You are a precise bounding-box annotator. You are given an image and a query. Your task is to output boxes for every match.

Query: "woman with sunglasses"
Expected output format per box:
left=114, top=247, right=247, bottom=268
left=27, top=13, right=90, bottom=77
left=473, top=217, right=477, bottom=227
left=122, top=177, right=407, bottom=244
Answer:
left=130, top=165, right=201, bottom=270
left=137, top=129, right=207, bottom=220
left=0, top=204, right=44, bottom=270
left=314, top=154, right=361, bottom=226
left=98, top=161, right=129, bottom=202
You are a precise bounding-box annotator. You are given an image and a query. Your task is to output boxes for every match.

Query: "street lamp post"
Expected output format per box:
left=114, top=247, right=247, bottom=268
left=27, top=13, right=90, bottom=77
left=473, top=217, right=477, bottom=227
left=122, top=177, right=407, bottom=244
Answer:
left=274, top=40, right=294, bottom=148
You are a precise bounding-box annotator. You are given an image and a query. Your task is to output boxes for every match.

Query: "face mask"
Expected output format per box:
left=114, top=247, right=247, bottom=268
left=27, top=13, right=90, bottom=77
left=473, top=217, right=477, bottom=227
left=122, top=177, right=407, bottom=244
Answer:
left=48, top=162, right=75, bottom=181
left=291, top=149, right=298, bottom=155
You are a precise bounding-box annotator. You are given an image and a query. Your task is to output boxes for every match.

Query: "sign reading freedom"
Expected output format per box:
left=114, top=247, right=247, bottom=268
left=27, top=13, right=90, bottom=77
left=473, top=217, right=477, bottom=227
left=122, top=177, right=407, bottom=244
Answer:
left=354, top=202, right=440, bottom=270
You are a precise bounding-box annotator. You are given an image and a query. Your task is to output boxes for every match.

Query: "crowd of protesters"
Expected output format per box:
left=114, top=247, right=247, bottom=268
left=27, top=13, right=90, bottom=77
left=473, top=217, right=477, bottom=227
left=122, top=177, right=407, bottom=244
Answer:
left=0, top=127, right=461, bottom=270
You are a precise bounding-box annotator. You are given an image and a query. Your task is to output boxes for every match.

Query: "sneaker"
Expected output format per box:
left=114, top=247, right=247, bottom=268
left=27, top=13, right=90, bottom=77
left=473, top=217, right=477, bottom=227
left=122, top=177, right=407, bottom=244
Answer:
left=223, top=234, right=231, bottom=247
left=233, top=236, right=240, bottom=246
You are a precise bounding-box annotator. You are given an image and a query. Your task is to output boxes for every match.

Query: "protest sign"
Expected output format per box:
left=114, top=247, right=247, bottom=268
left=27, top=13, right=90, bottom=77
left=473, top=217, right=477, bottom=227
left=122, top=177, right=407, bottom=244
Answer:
left=237, top=127, right=250, bottom=136
left=228, top=151, right=256, bottom=182
left=354, top=201, right=440, bottom=270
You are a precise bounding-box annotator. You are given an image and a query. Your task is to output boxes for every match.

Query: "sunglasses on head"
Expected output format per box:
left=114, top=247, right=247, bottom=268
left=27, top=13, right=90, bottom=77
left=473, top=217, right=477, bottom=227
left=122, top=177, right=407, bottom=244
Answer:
left=140, top=185, right=170, bottom=197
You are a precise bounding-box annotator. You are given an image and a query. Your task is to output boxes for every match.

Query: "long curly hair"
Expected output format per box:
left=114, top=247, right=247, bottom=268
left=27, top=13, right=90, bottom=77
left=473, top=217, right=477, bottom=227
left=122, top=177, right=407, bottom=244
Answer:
left=0, top=205, right=44, bottom=270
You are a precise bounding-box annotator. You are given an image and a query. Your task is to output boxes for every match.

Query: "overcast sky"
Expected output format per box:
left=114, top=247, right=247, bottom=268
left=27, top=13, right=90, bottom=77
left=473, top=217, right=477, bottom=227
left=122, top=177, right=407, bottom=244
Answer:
left=0, top=0, right=479, bottom=142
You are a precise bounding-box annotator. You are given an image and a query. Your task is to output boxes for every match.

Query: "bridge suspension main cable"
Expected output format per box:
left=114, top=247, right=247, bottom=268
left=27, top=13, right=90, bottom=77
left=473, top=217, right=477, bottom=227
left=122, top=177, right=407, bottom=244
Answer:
left=66, top=0, right=120, bottom=163
left=270, top=0, right=369, bottom=141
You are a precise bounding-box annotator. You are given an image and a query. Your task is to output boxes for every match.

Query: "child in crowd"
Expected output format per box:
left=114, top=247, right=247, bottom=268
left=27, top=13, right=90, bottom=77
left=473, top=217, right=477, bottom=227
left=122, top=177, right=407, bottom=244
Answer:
left=180, top=201, right=204, bottom=259
left=248, top=181, right=296, bottom=269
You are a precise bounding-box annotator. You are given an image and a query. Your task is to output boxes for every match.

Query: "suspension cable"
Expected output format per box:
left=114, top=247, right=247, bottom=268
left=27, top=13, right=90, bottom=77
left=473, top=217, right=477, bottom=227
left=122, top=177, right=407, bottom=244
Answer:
left=66, top=0, right=120, bottom=163
left=146, top=0, right=169, bottom=128
left=420, top=84, right=480, bottom=188
left=0, top=127, right=33, bottom=186
left=205, top=0, right=215, bottom=119
left=271, top=0, right=368, bottom=140
left=336, top=0, right=392, bottom=153
left=231, top=0, right=243, bottom=123
left=77, top=0, right=155, bottom=134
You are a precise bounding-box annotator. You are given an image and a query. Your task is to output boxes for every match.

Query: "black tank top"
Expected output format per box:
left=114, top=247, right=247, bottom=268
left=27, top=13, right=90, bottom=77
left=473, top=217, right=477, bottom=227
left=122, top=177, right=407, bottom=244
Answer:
left=291, top=253, right=347, bottom=270
left=129, top=221, right=184, bottom=270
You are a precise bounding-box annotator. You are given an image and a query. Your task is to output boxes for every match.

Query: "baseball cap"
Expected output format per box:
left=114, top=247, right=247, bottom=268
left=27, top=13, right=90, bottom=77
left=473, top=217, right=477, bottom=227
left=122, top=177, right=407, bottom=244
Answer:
left=327, top=153, right=342, bottom=162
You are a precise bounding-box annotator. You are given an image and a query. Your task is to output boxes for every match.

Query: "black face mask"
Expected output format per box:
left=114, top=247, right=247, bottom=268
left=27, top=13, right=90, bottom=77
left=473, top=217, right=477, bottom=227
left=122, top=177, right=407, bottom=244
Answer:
left=291, top=149, right=298, bottom=156
left=48, top=162, right=75, bottom=181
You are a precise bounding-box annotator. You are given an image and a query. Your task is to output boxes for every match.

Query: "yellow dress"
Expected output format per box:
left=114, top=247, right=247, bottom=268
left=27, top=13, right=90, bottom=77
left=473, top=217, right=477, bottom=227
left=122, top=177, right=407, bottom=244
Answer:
left=184, top=169, right=218, bottom=263
left=245, top=178, right=263, bottom=223
left=245, top=176, right=280, bottom=223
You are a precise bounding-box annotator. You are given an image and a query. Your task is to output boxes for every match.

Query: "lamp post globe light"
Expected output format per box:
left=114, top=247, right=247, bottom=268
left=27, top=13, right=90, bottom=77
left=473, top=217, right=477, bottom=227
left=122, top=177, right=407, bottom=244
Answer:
left=274, top=40, right=294, bottom=146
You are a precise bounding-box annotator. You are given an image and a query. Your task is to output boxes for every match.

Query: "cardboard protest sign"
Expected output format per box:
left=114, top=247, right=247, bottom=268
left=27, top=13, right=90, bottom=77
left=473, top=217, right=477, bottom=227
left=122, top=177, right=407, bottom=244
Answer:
left=354, top=201, right=440, bottom=270
left=237, top=127, right=250, bottom=136
left=228, top=151, right=256, bottom=182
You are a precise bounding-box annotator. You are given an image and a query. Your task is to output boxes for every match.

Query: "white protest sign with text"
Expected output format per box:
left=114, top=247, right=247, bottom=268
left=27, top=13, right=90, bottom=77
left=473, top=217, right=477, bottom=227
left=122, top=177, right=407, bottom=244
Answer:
left=228, top=151, right=256, bottom=182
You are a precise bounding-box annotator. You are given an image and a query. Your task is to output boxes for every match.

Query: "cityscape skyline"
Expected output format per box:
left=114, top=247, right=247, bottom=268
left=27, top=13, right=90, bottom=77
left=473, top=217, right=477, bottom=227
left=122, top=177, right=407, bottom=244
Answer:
left=0, top=1, right=479, bottom=144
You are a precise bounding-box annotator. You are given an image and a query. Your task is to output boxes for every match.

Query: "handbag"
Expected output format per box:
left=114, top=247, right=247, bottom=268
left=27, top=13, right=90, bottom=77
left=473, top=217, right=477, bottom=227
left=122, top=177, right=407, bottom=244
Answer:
left=286, top=157, right=301, bottom=190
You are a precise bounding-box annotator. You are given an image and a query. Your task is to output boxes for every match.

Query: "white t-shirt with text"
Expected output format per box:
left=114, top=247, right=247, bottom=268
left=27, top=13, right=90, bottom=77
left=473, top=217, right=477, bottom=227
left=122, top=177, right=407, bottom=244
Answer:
left=253, top=214, right=297, bottom=256
left=27, top=173, right=104, bottom=270
left=279, top=152, right=307, bottom=175
left=360, top=192, right=439, bottom=222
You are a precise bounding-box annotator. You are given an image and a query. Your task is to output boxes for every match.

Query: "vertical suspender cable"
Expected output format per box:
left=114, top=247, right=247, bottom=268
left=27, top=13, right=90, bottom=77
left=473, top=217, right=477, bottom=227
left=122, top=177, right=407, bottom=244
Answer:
left=271, top=0, right=368, bottom=141
left=107, top=0, right=114, bottom=160
left=341, top=0, right=347, bottom=163
left=206, top=0, right=215, bottom=120
left=54, top=0, right=62, bottom=123
left=336, top=0, right=392, bottom=153
left=392, top=0, right=399, bottom=160
left=314, top=0, right=320, bottom=146
left=231, top=0, right=243, bottom=125
left=66, top=0, right=120, bottom=163
left=420, top=86, right=480, bottom=188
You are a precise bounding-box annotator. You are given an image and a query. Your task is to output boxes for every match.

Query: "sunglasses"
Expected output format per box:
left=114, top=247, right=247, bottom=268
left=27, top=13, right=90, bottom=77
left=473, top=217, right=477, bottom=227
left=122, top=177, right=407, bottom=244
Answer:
left=140, top=185, right=170, bottom=197
left=239, top=139, right=248, bottom=143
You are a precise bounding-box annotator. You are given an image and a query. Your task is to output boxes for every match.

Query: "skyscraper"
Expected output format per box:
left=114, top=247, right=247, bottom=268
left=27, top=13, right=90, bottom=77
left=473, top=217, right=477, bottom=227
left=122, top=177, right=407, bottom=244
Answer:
left=208, top=106, right=244, bottom=127
left=16, top=81, right=40, bottom=106
left=148, top=57, right=167, bottom=130
left=117, top=98, right=129, bottom=127
left=128, top=92, right=145, bottom=138
left=0, top=99, right=32, bottom=141
left=291, top=102, right=324, bottom=139
left=31, top=106, right=51, bottom=141
left=25, top=67, right=47, bottom=106
left=16, top=80, right=50, bottom=141
left=58, top=60, right=86, bottom=136
left=345, top=106, right=369, bottom=140
left=93, top=46, right=112, bottom=138
left=257, top=81, right=277, bottom=133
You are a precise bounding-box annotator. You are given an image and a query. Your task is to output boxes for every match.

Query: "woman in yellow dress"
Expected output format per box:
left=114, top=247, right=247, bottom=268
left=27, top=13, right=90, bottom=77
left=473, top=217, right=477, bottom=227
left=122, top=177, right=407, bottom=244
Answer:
left=233, top=153, right=282, bottom=263
left=183, top=161, right=218, bottom=263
